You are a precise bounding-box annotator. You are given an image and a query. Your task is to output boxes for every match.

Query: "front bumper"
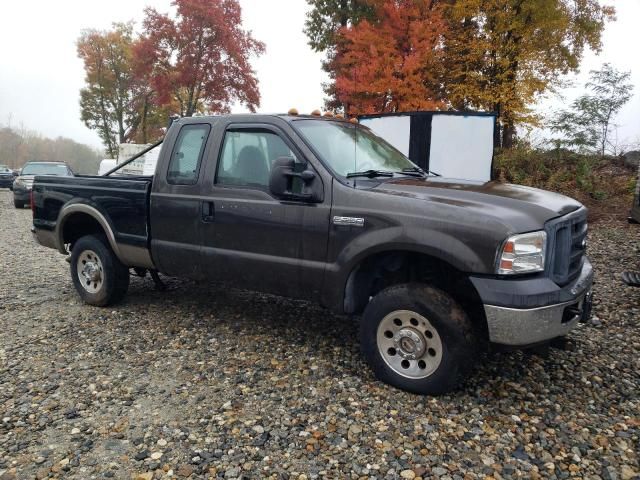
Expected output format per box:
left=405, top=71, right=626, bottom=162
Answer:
left=471, top=259, right=594, bottom=346
left=13, top=187, right=31, bottom=201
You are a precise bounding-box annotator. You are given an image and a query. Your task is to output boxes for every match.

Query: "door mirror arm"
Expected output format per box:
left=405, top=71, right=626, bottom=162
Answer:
left=284, top=169, right=316, bottom=183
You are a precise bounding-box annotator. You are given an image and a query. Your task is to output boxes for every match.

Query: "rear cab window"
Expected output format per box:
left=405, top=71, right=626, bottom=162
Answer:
left=167, top=124, right=211, bottom=185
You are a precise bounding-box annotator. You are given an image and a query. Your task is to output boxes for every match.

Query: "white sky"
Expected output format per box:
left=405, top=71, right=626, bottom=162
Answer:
left=0, top=0, right=638, bottom=152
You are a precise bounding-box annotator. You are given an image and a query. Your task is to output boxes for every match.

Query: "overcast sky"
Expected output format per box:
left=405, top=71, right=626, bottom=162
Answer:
left=1, top=0, right=638, bottom=152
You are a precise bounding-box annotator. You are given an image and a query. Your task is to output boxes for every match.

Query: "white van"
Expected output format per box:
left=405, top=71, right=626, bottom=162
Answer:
left=98, top=159, right=117, bottom=176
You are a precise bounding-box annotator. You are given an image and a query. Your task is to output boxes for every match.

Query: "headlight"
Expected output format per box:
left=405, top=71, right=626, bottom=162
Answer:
left=497, top=231, right=547, bottom=275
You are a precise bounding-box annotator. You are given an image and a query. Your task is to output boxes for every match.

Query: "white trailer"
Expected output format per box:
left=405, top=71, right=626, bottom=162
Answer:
left=117, top=143, right=160, bottom=176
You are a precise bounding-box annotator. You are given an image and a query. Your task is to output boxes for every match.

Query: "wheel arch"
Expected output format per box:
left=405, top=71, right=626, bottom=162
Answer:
left=56, top=204, right=123, bottom=261
left=343, top=249, right=488, bottom=338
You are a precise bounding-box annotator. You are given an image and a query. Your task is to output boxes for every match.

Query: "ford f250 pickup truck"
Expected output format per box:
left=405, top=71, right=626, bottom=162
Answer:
left=32, top=113, right=593, bottom=394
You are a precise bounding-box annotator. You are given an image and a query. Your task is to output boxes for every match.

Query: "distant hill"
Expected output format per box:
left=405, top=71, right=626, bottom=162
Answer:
left=0, top=125, right=103, bottom=174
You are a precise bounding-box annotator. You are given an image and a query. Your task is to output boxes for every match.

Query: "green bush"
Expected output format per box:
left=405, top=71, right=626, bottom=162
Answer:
left=493, top=147, right=635, bottom=212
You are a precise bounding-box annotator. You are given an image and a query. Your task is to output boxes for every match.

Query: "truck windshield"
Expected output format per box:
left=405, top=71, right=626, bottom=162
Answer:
left=21, top=163, right=72, bottom=176
left=293, top=120, right=417, bottom=177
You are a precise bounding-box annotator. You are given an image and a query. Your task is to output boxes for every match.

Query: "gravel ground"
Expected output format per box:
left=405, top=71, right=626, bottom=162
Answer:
left=0, top=189, right=638, bottom=480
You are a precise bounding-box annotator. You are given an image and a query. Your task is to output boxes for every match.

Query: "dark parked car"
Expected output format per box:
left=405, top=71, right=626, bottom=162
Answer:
left=13, top=161, right=73, bottom=208
left=32, top=114, right=593, bottom=394
left=0, top=165, right=15, bottom=188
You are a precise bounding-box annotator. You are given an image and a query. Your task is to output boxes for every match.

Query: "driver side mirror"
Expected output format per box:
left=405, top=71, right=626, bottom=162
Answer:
left=269, top=157, right=323, bottom=203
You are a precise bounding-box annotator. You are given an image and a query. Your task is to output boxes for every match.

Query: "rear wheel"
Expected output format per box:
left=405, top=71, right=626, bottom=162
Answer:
left=70, top=235, right=129, bottom=306
left=14, top=199, right=24, bottom=208
left=360, top=283, right=477, bottom=395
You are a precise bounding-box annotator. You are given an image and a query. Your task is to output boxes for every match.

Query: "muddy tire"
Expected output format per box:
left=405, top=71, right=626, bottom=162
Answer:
left=360, top=283, right=477, bottom=395
left=70, top=235, right=129, bottom=307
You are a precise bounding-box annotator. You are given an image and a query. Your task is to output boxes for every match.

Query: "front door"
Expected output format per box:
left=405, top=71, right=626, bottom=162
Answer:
left=200, top=123, right=330, bottom=299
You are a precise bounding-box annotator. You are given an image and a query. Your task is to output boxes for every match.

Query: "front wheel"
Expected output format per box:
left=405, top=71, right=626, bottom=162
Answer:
left=360, top=283, right=477, bottom=395
left=70, top=235, right=130, bottom=306
left=14, top=199, right=24, bottom=208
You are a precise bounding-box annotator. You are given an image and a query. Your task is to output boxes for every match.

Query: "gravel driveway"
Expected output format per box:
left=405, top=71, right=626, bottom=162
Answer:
left=0, top=189, right=638, bottom=480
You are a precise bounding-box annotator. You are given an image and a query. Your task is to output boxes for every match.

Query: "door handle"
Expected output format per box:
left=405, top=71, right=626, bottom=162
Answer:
left=201, top=200, right=214, bottom=223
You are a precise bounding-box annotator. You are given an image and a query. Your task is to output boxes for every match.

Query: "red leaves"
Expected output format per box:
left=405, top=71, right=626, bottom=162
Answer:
left=330, top=0, right=446, bottom=115
left=134, top=0, right=264, bottom=117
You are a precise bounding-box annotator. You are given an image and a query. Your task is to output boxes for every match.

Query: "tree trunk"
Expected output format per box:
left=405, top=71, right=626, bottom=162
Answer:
left=493, top=102, right=502, bottom=148
left=502, top=121, right=516, bottom=149
left=141, top=96, right=149, bottom=144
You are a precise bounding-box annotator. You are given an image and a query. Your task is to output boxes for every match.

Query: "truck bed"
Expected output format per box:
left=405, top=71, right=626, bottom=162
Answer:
left=32, top=175, right=152, bottom=265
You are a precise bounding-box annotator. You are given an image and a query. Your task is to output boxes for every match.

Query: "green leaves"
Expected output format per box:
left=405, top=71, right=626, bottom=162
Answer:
left=304, top=0, right=378, bottom=52
left=550, top=63, right=633, bottom=156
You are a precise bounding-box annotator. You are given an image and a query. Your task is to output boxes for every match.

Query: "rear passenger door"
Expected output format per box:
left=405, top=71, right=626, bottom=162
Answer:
left=150, top=122, right=212, bottom=278
left=200, top=123, right=330, bottom=299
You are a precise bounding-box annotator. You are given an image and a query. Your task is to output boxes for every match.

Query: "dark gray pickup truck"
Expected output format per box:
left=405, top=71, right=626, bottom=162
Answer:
left=32, top=114, right=593, bottom=394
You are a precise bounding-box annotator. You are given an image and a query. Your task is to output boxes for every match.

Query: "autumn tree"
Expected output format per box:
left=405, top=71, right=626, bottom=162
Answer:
left=306, top=0, right=615, bottom=148
left=305, top=0, right=378, bottom=52
left=329, top=0, right=446, bottom=114
left=78, top=23, right=139, bottom=157
left=551, top=63, right=633, bottom=156
left=134, top=0, right=265, bottom=117
left=443, top=0, right=615, bottom=148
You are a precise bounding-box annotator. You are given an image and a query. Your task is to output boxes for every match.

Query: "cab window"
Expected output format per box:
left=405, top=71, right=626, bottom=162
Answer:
left=216, top=130, right=299, bottom=189
left=167, top=124, right=210, bottom=185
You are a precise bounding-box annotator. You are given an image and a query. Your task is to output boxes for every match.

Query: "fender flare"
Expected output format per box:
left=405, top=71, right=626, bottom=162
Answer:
left=55, top=203, right=124, bottom=262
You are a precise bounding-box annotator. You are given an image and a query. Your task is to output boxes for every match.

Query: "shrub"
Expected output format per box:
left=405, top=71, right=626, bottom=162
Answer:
left=494, top=147, right=636, bottom=221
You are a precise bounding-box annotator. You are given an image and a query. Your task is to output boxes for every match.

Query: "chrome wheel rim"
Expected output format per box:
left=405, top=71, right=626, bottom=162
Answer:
left=376, top=310, right=443, bottom=379
left=76, top=250, right=104, bottom=293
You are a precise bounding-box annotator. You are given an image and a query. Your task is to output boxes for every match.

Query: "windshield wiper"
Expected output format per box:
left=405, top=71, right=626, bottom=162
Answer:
left=398, top=167, right=426, bottom=178
left=400, top=167, right=441, bottom=177
left=346, top=169, right=394, bottom=179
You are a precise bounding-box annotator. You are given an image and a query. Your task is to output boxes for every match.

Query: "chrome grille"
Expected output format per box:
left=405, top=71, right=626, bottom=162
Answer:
left=546, top=208, right=588, bottom=286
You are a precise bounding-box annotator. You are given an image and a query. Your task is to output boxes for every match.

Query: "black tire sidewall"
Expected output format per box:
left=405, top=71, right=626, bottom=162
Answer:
left=70, top=235, right=129, bottom=307
left=360, top=283, right=476, bottom=395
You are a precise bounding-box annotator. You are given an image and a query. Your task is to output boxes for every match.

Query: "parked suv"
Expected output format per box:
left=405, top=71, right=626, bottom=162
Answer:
left=13, top=161, right=73, bottom=208
left=0, top=165, right=15, bottom=189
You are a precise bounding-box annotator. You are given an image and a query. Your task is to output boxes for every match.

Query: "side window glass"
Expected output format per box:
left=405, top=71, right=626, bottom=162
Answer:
left=167, top=124, right=210, bottom=185
left=216, top=130, right=298, bottom=189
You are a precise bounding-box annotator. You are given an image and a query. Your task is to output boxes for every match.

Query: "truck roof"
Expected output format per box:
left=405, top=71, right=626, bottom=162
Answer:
left=24, top=161, right=68, bottom=165
left=175, top=113, right=355, bottom=124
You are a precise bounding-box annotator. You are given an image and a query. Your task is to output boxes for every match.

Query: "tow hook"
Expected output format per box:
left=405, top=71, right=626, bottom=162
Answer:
left=580, top=290, right=593, bottom=323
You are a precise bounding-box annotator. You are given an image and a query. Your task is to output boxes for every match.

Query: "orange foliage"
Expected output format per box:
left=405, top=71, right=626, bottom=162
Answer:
left=330, top=0, right=446, bottom=115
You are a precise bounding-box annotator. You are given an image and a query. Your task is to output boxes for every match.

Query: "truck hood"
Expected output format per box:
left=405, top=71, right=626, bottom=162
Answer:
left=371, top=177, right=583, bottom=230
left=15, top=175, right=37, bottom=188
left=18, top=174, right=68, bottom=187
